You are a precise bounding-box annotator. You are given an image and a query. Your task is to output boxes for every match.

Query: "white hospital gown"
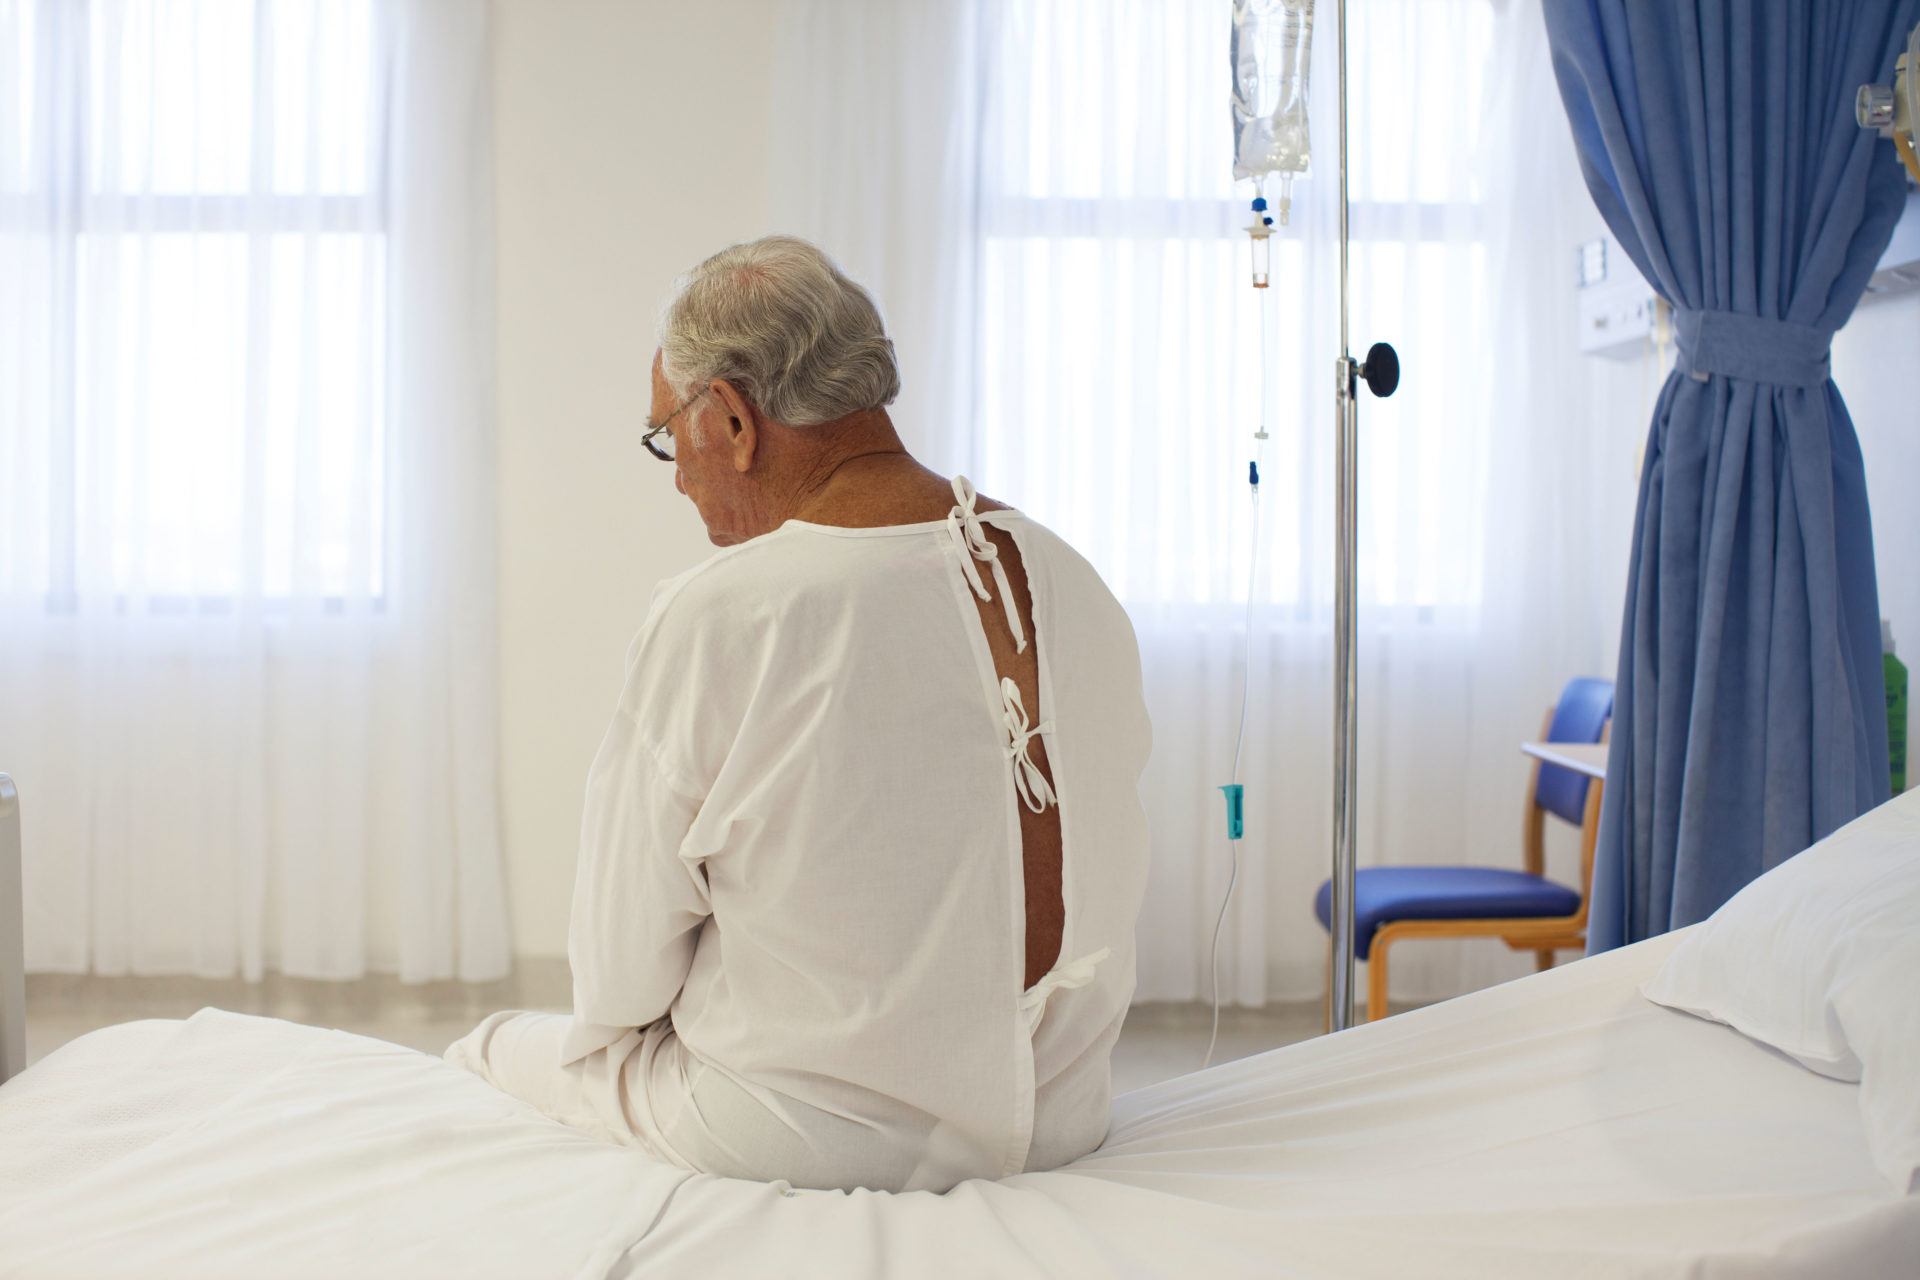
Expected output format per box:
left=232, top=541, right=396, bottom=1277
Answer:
left=447, top=481, right=1152, bottom=1193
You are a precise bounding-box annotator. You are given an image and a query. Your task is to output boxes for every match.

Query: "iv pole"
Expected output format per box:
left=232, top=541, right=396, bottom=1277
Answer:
left=1329, top=0, right=1398, bottom=1033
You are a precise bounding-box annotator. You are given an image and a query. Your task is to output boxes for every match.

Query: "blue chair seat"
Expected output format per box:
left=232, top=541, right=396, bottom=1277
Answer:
left=1314, top=867, right=1582, bottom=961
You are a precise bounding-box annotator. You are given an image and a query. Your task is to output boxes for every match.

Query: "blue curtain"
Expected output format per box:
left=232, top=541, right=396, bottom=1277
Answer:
left=1544, top=1, right=1918, bottom=952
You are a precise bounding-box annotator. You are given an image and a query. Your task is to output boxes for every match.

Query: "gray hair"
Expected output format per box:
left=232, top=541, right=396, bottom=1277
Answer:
left=657, top=236, right=900, bottom=428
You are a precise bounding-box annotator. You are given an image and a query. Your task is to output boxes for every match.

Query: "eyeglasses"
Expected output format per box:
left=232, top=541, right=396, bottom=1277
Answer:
left=641, top=386, right=711, bottom=462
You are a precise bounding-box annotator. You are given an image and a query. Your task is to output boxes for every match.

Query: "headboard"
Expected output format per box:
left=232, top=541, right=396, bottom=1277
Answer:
left=0, top=774, right=23, bottom=1084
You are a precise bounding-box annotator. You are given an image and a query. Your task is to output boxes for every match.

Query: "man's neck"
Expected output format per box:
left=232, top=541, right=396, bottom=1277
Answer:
left=791, top=448, right=910, bottom=513
left=781, top=411, right=919, bottom=524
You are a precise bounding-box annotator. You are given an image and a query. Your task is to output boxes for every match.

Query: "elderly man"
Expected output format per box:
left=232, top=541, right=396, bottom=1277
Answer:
left=447, top=236, right=1151, bottom=1194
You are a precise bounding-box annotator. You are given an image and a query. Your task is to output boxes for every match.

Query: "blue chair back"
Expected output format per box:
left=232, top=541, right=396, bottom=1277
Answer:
left=1535, top=677, right=1614, bottom=826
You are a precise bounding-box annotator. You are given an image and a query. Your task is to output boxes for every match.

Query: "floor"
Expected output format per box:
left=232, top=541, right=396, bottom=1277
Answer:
left=23, top=966, right=1421, bottom=1094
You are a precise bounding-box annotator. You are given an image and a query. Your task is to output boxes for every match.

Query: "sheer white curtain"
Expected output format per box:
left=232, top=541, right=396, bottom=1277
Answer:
left=774, top=0, right=1627, bottom=1004
left=0, top=0, right=507, bottom=982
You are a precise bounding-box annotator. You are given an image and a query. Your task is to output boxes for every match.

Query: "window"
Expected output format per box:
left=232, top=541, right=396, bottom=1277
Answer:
left=974, top=0, right=1497, bottom=613
left=1, top=0, right=388, bottom=606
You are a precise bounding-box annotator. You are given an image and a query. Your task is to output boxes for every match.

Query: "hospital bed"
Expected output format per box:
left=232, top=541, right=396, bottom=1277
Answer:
left=1, top=781, right=1916, bottom=1279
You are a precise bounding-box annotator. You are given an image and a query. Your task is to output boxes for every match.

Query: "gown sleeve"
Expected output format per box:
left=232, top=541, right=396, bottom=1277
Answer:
left=558, top=704, right=710, bottom=1065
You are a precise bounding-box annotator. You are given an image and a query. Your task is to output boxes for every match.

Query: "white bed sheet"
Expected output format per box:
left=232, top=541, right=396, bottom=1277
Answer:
left=2, top=930, right=1914, bottom=1280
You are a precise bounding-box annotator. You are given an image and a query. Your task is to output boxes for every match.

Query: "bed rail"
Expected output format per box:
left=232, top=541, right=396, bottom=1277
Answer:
left=0, top=774, right=23, bottom=1084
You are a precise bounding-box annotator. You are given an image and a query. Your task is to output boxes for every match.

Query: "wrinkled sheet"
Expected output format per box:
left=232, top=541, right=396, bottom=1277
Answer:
left=3, top=931, right=1915, bottom=1279
left=0, top=1014, right=687, bottom=1279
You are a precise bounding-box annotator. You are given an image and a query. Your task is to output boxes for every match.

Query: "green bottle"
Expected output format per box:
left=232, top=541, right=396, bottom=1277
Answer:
left=1888, top=620, right=1908, bottom=797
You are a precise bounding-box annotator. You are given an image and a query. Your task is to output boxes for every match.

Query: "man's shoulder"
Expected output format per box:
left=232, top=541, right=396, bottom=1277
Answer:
left=650, top=525, right=828, bottom=612
left=1003, top=515, right=1112, bottom=596
left=624, top=526, right=859, bottom=666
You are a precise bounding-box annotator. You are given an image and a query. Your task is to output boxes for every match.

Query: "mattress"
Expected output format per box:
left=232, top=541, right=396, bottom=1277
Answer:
left=1, top=929, right=1913, bottom=1279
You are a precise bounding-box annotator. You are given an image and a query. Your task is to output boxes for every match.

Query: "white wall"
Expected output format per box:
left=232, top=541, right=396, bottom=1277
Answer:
left=493, top=0, right=779, bottom=959
left=1834, top=291, right=1920, bottom=696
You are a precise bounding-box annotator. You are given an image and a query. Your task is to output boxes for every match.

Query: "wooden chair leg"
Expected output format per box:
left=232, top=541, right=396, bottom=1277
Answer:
left=1367, top=936, right=1390, bottom=1023
left=1534, top=948, right=1555, bottom=972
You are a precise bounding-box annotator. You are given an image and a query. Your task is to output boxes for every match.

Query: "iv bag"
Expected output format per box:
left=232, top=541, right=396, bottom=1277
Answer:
left=1231, top=0, right=1315, bottom=222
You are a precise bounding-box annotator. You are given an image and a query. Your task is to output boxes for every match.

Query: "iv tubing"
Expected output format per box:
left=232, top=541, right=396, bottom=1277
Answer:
left=1204, top=284, right=1272, bottom=1073
left=1202, top=479, right=1261, bottom=1071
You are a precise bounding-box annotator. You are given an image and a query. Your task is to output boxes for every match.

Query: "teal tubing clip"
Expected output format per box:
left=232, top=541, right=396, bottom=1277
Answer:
left=1219, top=784, right=1244, bottom=840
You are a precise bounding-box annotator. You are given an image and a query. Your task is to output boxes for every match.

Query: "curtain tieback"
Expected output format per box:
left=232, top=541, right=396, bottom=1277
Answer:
left=1673, top=308, right=1833, bottom=389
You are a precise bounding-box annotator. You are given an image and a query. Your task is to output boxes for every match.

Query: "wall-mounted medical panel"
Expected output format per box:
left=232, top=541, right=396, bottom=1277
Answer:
left=1576, top=234, right=1659, bottom=360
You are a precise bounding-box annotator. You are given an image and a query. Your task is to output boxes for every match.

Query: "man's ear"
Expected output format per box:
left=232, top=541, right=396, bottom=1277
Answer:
left=709, top=379, right=760, bottom=473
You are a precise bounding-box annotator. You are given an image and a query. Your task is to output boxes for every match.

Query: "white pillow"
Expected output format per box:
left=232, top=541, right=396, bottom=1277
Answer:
left=1639, top=786, right=1920, bottom=1194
